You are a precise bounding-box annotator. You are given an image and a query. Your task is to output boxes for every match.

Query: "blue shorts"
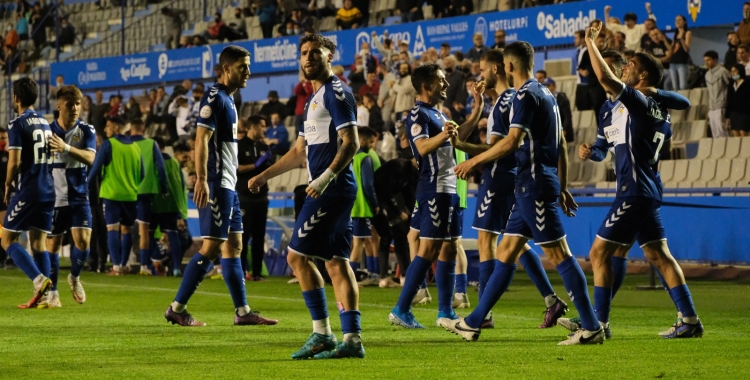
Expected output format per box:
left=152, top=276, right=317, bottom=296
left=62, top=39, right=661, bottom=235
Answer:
left=289, top=193, right=354, bottom=261
left=150, top=212, right=181, bottom=232
left=103, top=199, right=137, bottom=227
left=198, top=183, right=243, bottom=240
left=504, top=196, right=566, bottom=245
left=136, top=194, right=154, bottom=224
left=50, top=204, right=93, bottom=236
left=472, top=176, right=515, bottom=235
left=3, top=198, right=54, bottom=234
left=409, top=203, right=421, bottom=231
left=352, top=217, right=372, bottom=238
left=596, top=196, right=666, bottom=247
left=416, top=193, right=462, bottom=240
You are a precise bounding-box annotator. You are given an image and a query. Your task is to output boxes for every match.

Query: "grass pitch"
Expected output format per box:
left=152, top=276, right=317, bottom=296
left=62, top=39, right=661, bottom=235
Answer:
left=0, top=268, right=748, bottom=379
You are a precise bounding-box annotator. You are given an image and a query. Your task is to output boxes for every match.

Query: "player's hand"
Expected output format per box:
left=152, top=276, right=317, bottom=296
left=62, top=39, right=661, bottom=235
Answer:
left=645, top=2, right=651, bottom=12
left=4, top=183, right=10, bottom=206
left=578, top=143, right=593, bottom=161
left=193, top=178, right=209, bottom=208
left=559, top=189, right=578, bottom=217
left=177, top=218, right=186, bottom=230
left=472, top=80, right=486, bottom=100
left=586, top=21, right=602, bottom=44
left=454, top=158, right=476, bottom=180
left=400, top=212, right=409, bottom=221
left=442, top=121, right=458, bottom=141
left=48, top=134, right=66, bottom=153
left=247, top=174, right=267, bottom=194
left=604, top=5, right=612, bottom=13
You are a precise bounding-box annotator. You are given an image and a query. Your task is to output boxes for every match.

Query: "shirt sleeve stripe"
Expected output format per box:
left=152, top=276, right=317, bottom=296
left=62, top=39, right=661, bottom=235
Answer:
left=8, top=147, right=21, bottom=150
left=489, top=132, right=506, bottom=137
left=197, top=122, right=215, bottom=130
left=613, top=83, right=626, bottom=101
left=509, top=124, right=530, bottom=134
left=412, top=134, right=428, bottom=141
left=335, top=121, right=357, bottom=130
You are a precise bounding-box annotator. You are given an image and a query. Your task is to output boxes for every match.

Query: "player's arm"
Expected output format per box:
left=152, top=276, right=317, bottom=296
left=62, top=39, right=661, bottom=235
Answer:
left=193, top=126, right=212, bottom=208
left=580, top=117, right=610, bottom=162
left=637, top=87, right=690, bottom=110
left=49, top=134, right=95, bottom=166
left=361, top=156, right=379, bottom=213
left=4, top=149, right=20, bottom=205
left=558, top=134, right=578, bottom=217
left=585, top=21, right=624, bottom=97
left=87, top=139, right=112, bottom=184
left=456, top=81, right=486, bottom=141
left=451, top=134, right=499, bottom=156
left=454, top=128, right=524, bottom=180
left=306, top=126, right=360, bottom=198
left=152, top=143, right=169, bottom=195
left=249, top=136, right=306, bottom=192
left=413, top=122, right=456, bottom=156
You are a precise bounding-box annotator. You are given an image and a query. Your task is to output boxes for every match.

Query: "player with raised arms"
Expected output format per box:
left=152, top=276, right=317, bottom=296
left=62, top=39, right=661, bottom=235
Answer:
left=3, top=77, right=55, bottom=308
left=45, top=84, right=96, bottom=307
left=449, top=49, right=568, bottom=329
left=558, top=22, right=703, bottom=338
left=164, top=45, right=278, bottom=327
left=248, top=34, right=364, bottom=359
left=445, top=41, right=604, bottom=345
left=388, top=63, right=485, bottom=329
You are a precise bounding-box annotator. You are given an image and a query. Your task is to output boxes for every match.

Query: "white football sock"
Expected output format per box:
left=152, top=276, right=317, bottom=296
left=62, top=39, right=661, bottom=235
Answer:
left=236, top=305, right=251, bottom=316
left=682, top=316, right=699, bottom=324
left=544, top=294, right=558, bottom=308
left=313, top=318, right=332, bottom=335
left=343, top=333, right=361, bottom=345
left=33, top=274, right=46, bottom=290
left=171, top=302, right=186, bottom=313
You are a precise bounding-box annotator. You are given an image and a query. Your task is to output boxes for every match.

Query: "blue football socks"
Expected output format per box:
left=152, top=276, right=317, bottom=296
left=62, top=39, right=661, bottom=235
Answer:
left=220, top=258, right=248, bottom=308
left=48, top=252, right=59, bottom=291
left=120, top=233, right=133, bottom=266
left=7, top=243, right=41, bottom=280
left=557, top=256, right=600, bottom=331
left=668, top=284, right=698, bottom=318
left=611, top=256, right=628, bottom=297
left=174, top=253, right=213, bottom=305
left=455, top=273, right=467, bottom=294
left=465, top=261, right=516, bottom=328
left=340, top=310, right=362, bottom=335
left=435, top=260, right=456, bottom=315
left=70, top=246, right=90, bottom=277
left=166, top=231, right=182, bottom=272
left=33, top=251, right=51, bottom=278
left=478, top=259, right=497, bottom=300
left=302, top=288, right=328, bottom=321
left=396, top=256, right=432, bottom=313
left=518, top=248, right=555, bottom=297
left=593, top=286, right=613, bottom=323
left=139, top=249, right=150, bottom=269
left=350, top=261, right=360, bottom=272
left=107, top=230, right=120, bottom=267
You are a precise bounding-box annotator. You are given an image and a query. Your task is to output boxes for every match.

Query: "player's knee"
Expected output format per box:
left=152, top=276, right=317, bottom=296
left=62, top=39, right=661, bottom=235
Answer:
left=75, top=240, right=90, bottom=252
left=287, top=251, right=307, bottom=269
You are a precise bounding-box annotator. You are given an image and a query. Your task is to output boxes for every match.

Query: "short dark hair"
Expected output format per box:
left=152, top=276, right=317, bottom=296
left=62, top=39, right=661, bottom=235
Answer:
left=624, top=12, right=637, bottom=22
left=56, top=85, right=82, bottom=103
left=153, top=136, right=166, bottom=150
left=739, top=44, right=750, bottom=52
left=362, top=93, right=376, bottom=103
left=731, top=63, right=747, bottom=80
left=536, top=69, right=547, bottom=76
left=107, top=116, right=126, bottom=126
left=411, top=63, right=441, bottom=93
left=575, top=30, right=585, bottom=39
left=130, top=118, right=145, bottom=129
left=503, top=41, right=534, bottom=71
left=440, top=42, right=450, bottom=49
left=601, top=50, right=628, bottom=73
left=247, top=114, right=266, bottom=128
left=13, top=77, right=38, bottom=107
left=0, top=126, right=7, bottom=133
left=173, top=143, right=190, bottom=153
left=219, top=45, right=251, bottom=68
left=634, top=52, right=664, bottom=86
left=299, top=34, right=337, bottom=53
left=704, top=50, right=719, bottom=60
left=481, top=49, right=507, bottom=78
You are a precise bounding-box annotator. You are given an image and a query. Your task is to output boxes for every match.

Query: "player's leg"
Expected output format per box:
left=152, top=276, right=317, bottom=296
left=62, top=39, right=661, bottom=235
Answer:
left=103, top=200, right=122, bottom=274
left=248, top=199, right=268, bottom=280
left=390, top=237, right=441, bottom=328
left=120, top=224, right=133, bottom=272
left=349, top=237, right=364, bottom=272
left=611, top=245, right=630, bottom=298
left=364, top=220, right=379, bottom=278
left=453, top=238, right=469, bottom=309
left=517, top=242, right=567, bottom=328
left=66, top=227, right=91, bottom=304
left=239, top=199, right=253, bottom=276
left=435, top=238, right=459, bottom=324
left=136, top=195, right=153, bottom=274
left=45, top=234, right=64, bottom=308
left=390, top=221, right=411, bottom=286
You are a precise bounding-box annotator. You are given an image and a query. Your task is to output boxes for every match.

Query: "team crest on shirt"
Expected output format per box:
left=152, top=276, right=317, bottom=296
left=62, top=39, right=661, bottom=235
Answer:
left=411, top=124, right=422, bottom=137
left=312, top=100, right=318, bottom=111
left=200, top=105, right=212, bottom=118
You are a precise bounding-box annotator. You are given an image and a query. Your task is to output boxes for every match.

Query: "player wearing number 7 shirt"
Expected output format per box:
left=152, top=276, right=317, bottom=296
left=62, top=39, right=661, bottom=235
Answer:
left=2, top=77, right=56, bottom=308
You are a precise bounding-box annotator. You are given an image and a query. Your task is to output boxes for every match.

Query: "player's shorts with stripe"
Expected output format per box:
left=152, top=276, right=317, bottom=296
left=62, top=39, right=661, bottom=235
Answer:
left=289, top=192, right=354, bottom=261
left=596, top=196, right=666, bottom=247
left=352, top=217, right=372, bottom=238
left=50, top=204, right=92, bottom=236
left=150, top=212, right=181, bottom=232
left=3, top=197, right=54, bottom=233
left=198, top=182, right=243, bottom=240
left=416, top=193, right=462, bottom=240
left=472, top=175, right=515, bottom=235
left=103, top=199, right=137, bottom=227
left=136, top=193, right=154, bottom=224
left=504, top=195, right=565, bottom=245
left=409, top=203, right=421, bottom=231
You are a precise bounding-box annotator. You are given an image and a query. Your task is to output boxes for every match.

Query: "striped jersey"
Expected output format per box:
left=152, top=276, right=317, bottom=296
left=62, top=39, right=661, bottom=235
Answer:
left=7, top=109, right=55, bottom=202
left=50, top=119, right=96, bottom=207
left=406, top=101, right=457, bottom=196
left=484, top=88, right=518, bottom=180
left=196, top=82, right=239, bottom=190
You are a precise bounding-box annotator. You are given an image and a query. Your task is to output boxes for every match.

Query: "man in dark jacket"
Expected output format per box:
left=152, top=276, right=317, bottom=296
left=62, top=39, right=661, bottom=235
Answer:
left=543, top=78, right=574, bottom=143
left=259, top=90, right=288, bottom=119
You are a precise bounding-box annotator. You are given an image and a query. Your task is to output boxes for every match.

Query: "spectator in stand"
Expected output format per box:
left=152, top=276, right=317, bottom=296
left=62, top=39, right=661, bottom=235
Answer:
left=107, top=95, right=125, bottom=118
left=161, top=7, right=188, bottom=50
left=264, top=113, right=289, bottom=155
left=638, top=17, right=658, bottom=52
left=257, top=0, right=278, bottom=39
left=535, top=69, right=547, bottom=83
left=389, top=62, right=415, bottom=122
left=362, top=93, right=384, bottom=134
left=145, top=86, right=169, bottom=129
left=466, top=33, right=489, bottom=62
left=397, top=0, right=423, bottom=23
left=126, top=97, right=142, bottom=121
left=169, top=79, right=191, bottom=104
left=205, top=13, right=227, bottom=41
left=439, top=42, right=452, bottom=60
left=288, top=8, right=313, bottom=34
left=336, top=0, right=363, bottom=30
left=397, top=39, right=414, bottom=62
left=727, top=63, right=750, bottom=137
left=356, top=96, right=369, bottom=127
left=468, top=59, right=481, bottom=81
left=307, top=0, right=336, bottom=19
left=491, top=29, right=506, bottom=50
left=15, top=12, right=28, bottom=41
left=372, top=34, right=395, bottom=72
left=543, top=78, right=574, bottom=143
left=169, top=94, right=192, bottom=143
left=187, top=86, right=203, bottom=133
left=226, top=8, right=249, bottom=41
left=358, top=71, right=380, bottom=98
left=259, top=90, right=287, bottom=119
left=643, top=28, right=672, bottom=88
left=29, top=2, right=46, bottom=49
left=48, top=74, right=64, bottom=118
left=377, top=65, right=396, bottom=125
left=669, top=15, right=692, bottom=91
left=279, top=21, right=298, bottom=36
left=58, top=16, right=76, bottom=47
left=332, top=65, right=348, bottom=84
left=4, top=23, right=18, bottom=50
left=81, top=95, right=92, bottom=124
left=15, top=0, right=32, bottom=18
left=578, top=35, right=608, bottom=112
left=704, top=50, right=731, bottom=138
left=90, top=90, right=109, bottom=134
left=611, top=32, right=626, bottom=52
left=726, top=32, right=740, bottom=70
left=739, top=2, right=750, bottom=45
left=443, top=55, right=465, bottom=108
left=604, top=3, right=656, bottom=52
left=292, top=75, right=313, bottom=132
left=737, top=44, right=750, bottom=75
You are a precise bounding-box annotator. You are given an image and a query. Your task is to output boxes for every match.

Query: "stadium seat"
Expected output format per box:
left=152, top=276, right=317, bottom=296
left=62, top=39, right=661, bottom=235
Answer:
left=688, top=88, right=702, bottom=106
left=677, top=182, right=691, bottom=197
left=714, top=159, right=731, bottom=182
left=659, top=160, right=675, bottom=182
left=724, top=137, right=741, bottom=159
left=686, top=160, right=703, bottom=182
left=588, top=160, right=607, bottom=183
left=568, top=161, right=580, bottom=183
left=570, top=111, right=580, bottom=130
left=688, top=120, right=707, bottom=141
left=671, top=160, right=688, bottom=182
left=267, top=176, right=283, bottom=192
left=677, top=89, right=690, bottom=99
left=739, top=137, right=750, bottom=158
left=696, top=138, right=712, bottom=159
left=709, top=138, right=726, bottom=159
left=578, top=110, right=595, bottom=129
left=594, top=181, right=609, bottom=197
left=699, top=158, right=716, bottom=181
left=729, top=158, right=746, bottom=182
left=670, top=109, right=684, bottom=123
